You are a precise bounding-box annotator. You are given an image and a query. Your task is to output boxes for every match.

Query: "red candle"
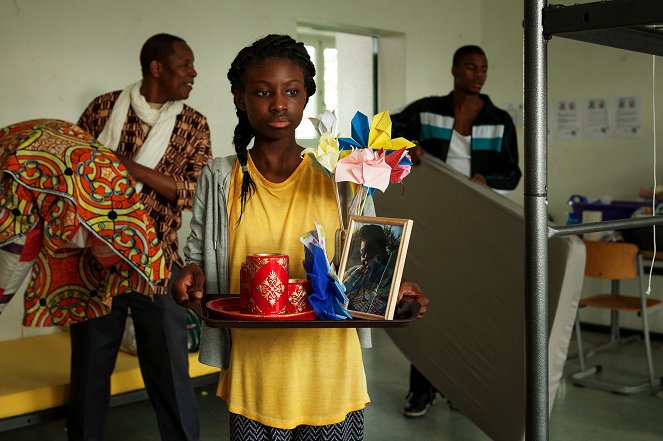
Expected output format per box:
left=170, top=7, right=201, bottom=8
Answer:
left=246, top=253, right=289, bottom=315
left=287, top=279, right=312, bottom=313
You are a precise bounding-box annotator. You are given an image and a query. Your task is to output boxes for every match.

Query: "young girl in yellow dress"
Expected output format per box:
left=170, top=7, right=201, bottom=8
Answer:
left=173, top=34, right=426, bottom=440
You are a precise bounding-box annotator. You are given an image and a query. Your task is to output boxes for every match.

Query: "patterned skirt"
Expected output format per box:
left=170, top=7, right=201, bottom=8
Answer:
left=229, top=410, right=364, bottom=441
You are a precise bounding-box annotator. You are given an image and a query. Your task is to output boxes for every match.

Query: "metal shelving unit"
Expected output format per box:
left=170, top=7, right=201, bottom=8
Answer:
left=524, top=1, right=663, bottom=439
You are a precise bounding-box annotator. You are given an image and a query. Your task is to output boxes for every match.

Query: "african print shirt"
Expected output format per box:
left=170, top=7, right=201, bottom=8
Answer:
left=78, top=91, right=212, bottom=271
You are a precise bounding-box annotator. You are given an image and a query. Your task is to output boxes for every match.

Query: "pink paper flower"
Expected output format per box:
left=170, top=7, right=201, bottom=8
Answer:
left=335, top=148, right=391, bottom=192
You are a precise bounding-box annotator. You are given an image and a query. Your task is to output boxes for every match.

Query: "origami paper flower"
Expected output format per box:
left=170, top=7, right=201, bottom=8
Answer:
left=338, top=112, right=370, bottom=154
left=301, top=110, right=341, bottom=177
left=303, top=109, right=416, bottom=239
left=368, top=111, right=416, bottom=152
left=335, top=147, right=392, bottom=192
left=309, top=109, right=337, bottom=136
left=301, top=132, right=339, bottom=177
left=336, top=110, right=415, bottom=191
left=384, top=147, right=414, bottom=183
left=300, top=223, right=352, bottom=320
left=338, top=111, right=415, bottom=154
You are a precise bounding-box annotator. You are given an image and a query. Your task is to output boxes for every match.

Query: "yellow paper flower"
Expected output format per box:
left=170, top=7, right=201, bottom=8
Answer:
left=368, top=111, right=416, bottom=151
left=301, top=133, right=340, bottom=176
left=339, top=110, right=415, bottom=155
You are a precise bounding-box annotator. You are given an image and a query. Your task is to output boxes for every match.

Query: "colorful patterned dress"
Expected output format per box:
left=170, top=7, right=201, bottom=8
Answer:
left=0, top=119, right=167, bottom=325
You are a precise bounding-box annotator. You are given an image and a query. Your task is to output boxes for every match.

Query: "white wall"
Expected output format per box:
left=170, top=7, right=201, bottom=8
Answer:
left=337, top=33, right=374, bottom=136
left=0, top=0, right=479, bottom=340
left=479, top=0, right=526, bottom=205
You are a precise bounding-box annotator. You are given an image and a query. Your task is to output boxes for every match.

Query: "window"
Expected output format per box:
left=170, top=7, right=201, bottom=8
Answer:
left=297, top=27, right=376, bottom=144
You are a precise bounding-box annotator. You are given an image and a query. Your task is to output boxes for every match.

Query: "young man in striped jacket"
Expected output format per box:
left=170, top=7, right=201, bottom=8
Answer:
left=391, top=45, right=522, bottom=417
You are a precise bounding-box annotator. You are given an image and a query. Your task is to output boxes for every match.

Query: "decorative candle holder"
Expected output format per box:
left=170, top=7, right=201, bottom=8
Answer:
left=287, top=278, right=312, bottom=313
left=245, top=253, right=289, bottom=315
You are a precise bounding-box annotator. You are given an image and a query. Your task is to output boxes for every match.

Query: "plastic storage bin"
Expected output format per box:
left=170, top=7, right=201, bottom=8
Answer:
left=568, top=195, right=649, bottom=222
left=568, top=195, right=660, bottom=247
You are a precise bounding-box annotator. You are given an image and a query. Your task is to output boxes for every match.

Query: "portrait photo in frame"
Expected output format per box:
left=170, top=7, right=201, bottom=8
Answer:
left=338, top=216, right=413, bottom=320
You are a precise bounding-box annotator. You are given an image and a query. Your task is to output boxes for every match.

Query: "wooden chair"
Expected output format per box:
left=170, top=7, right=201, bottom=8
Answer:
left=572, top=240, right=662, bottom=394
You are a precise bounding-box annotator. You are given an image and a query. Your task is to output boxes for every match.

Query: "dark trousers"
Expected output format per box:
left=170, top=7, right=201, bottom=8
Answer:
left=410, top=365, right=436, bottom=396
left=67, top=267, right=199, bottom=441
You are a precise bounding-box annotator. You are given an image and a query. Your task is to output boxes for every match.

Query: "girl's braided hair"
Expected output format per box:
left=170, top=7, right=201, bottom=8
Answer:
left=227, top=34, right=317, bottom=220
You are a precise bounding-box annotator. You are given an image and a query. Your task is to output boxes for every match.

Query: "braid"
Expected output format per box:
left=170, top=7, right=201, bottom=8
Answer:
left=233, top=109, right=256, bottom=220
left=227, top=34, right=317, bottom=222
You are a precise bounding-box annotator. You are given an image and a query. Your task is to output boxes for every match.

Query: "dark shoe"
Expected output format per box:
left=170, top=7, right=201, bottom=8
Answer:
left=403, top=391, right=437, bottom=417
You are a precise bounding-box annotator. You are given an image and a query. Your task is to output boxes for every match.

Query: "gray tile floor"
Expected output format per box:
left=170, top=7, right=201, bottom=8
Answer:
left=2, top=328, right=663, bottom=440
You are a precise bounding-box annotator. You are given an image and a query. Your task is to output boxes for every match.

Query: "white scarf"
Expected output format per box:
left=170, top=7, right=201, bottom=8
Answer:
left=97, top=81, right=184, bottom=193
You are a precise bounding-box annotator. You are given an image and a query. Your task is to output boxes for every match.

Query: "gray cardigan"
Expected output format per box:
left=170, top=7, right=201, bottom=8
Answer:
left=184, top=155, right=373, bottom=368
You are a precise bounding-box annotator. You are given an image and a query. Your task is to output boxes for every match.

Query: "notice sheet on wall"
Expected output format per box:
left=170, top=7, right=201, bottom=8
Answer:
left=554, top=99, right=580, bottom=139
left=614, top=96, right=641, bottom=138
left=584, top=98, right=610, bottom=139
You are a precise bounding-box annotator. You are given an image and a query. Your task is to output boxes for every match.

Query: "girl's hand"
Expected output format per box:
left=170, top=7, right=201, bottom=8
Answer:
left=397, top=280, right=428, bottom=319
left=173, top=263, right=206, bottom=305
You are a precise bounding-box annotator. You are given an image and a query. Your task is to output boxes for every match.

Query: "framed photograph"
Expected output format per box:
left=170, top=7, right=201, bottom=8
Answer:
left=338, top=215, right=413, bottom=320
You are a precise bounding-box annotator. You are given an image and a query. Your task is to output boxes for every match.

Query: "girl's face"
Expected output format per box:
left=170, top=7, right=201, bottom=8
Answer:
left=235, top=57, right=308, bottom=141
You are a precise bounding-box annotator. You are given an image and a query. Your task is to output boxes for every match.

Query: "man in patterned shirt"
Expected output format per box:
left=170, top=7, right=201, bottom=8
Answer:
left=69, top=33, right=211, bottom=441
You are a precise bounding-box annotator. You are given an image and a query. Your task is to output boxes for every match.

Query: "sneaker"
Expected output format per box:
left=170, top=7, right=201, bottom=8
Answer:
left=403, top=391, right=437, bottom=417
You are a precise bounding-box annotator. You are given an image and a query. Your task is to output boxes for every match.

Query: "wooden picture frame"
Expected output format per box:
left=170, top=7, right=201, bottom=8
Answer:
left=338, top=215, right=413, bottom=320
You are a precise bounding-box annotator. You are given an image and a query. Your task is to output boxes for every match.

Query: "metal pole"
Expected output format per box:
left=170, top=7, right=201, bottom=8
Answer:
left=524, top=0, right=549, bottom=439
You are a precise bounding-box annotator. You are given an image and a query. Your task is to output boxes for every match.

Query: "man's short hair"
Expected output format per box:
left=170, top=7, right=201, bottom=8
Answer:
left=140, top=33, right=186, bottom=77
left=452, top=45, right=486, bottom=67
